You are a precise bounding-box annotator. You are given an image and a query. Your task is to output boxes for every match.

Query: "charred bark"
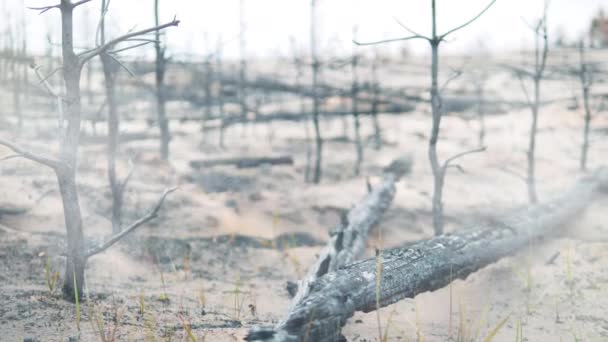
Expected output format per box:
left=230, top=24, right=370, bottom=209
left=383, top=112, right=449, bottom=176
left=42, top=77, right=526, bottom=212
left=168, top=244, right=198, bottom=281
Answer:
left=155, top=0, right=170, bottom=161
left=288, top=157, right=412, bottom=307
left=351, top=29, right=363, bottom=176
left=190, top=156, right=294, bottom=169
left=247, top=169, right=608, bottom=342
left=310, top=0, right=323, bottom=184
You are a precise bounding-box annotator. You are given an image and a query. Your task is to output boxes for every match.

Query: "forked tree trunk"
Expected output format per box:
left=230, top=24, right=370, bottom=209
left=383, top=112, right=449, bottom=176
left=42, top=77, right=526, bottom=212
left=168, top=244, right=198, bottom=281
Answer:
left=247, top=169, right=608, bottom=342
left=1, top=0, right=179, bottom=301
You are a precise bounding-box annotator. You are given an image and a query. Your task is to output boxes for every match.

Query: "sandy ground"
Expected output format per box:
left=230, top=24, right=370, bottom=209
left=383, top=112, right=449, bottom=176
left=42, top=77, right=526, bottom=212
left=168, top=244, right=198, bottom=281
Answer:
left=1, top=58, right=608, bottom=341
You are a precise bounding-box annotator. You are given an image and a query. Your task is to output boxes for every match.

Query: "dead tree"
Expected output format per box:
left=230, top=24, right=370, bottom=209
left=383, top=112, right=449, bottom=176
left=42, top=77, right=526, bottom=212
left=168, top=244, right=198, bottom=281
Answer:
left=577, top=40, right=594, bottom=171
left=11, top=47, right=23, bottom=132
left=4, top=23, right=24, bottom=131
left=351, top=27, right=363, bottom=176
left=202, top=54, right=214, bottom=144
left=154, top=0, right=171, bottom=161
left=20, top=17, right=30, bottom=106
left=370, top=48, right=382, bottom=150
left=238, top=0, right=248, bottom=129
left=99, top=0, right=128, bottom=234
left=310, top=0, right=323, bottom=184
left=291, top=38, right=312, bottom=182
left=247, top=169, right=608, bottom=341
left=471, top=67, right=489, bottom=148
left=83, top=6, right=94, bottom=106
left=216, top=37, right=227, bottom=148
left=0, top=0, right=178, bottom=300
left=356, top=0, right=495, bottom=235
left=515, top=2, right=549, bottom=203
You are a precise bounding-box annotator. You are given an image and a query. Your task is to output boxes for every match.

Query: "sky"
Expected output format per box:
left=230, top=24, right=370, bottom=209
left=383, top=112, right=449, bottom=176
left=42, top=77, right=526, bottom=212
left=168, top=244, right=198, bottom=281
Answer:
left=6, top=0, right=608, bottom=60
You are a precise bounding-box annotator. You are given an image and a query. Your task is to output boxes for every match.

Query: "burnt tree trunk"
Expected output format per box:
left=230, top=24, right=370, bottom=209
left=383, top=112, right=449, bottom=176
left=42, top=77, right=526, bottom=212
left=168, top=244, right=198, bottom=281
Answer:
left=351, top=30, right=363, bottom=176
left=371, top=50, right=382, bottom=151
left=475, top=79, right=485, bottom=148
left=579, top=41, right=592, bottom=172
left=201, top=59, right=213, bottom=143
left=527, top=76, right=540, bottom=203
left=12, top=54, right=22, bottom=131
left=215, top=39, right=226, bottom=148
left=238, top=0, right=248, bottom=130
left=59, top=3, right=86, bottom=297
left=155, top=0, right=170, bottom=161
left=100, top=0, right=124, bottom=234
left=293, top=53, right=312, bottom=182
left=310, top=0, right=323, bottom=184
left=525, top=11, right=548, bottom=204
left=247, top=169, right=608, bottom=342
left=429, top=35, right=444, bottom=236
left=102, top=60, right=124, bottom=233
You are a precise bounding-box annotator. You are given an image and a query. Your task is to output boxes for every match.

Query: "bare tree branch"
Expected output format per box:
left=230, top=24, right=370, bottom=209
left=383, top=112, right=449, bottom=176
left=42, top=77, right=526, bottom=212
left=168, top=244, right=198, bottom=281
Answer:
left=27, top=4, right=61, bottom=14
left=104, top=53, right=136, bottom=77
left=536, top=21, right=549, bottom=78
left=353, top=34, right=429, bottom=46
left=497, top=166, right=528, bottom=184
left=439, top=68, right=464, bottom=94
left=439, top=0, right=498, bottom=40
left=442, top=146, right=486, bottom=170
left=501, top=64, right=535, bottom=79
left=393, top=17, right=430, bottom=40
left=72, top=0, right=94, bottom=8
left=85, top=187, right=177, bottom=258
left=95, top=0, right=112, bottom=45
left=0, top=154, right=22, bottom=162
left=79, top=17, right=180, bottom=65
left=445, top=164, right=465, bottom=173
left=28, top=0, right=93, bottom=14
left=0, top=139, right=62, bottom=169
left=119, top=159, right=135, bottom=195
left=32, top=64, right=62, bottom=99
left=109, top=41, right=155, bottom=55
left=516, top=73, right=533, bottom=108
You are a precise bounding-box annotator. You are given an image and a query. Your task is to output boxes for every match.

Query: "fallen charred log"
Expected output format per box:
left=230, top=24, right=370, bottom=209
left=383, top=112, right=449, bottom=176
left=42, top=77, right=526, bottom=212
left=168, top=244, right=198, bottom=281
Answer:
left=190, top=156, right=294, bottom=169
left=287, top=157, right=413, bottom=305
left=247, top=169, right=608, bottom=342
